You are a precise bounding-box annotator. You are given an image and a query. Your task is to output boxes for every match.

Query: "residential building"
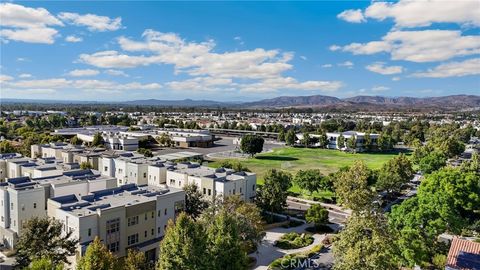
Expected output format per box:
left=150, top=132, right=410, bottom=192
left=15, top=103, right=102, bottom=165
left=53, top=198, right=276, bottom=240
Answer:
left=48, top=184, right=185, bottom=266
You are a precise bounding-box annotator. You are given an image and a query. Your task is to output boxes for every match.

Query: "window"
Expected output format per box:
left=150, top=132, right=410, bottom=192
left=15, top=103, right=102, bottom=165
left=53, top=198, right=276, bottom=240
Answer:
left=104, top=166, right=108, bottom=172
left=158, top=227, right=161, bottom=234
left=164, top=225, right=167, bottom=231
left=143, top=172, right=147, bottom=178
left=145, top=213, right=147, bottom=220
left=33, top=203, right=37, bottom=209
left=170, top=179, right=175, bottom=185
left=127, top=233, right=139, bottom=246
left=88, top=228, right=92, bottom=237
left=149, top=175, right=151, bottom=180
left=144, top=230, right=147, bottom=237
left=151, top=228, right=154, bottom=236
left=158, top=210, right=161, bottom=217
left=1, top=216, right=3, bottom=222
left=154, top=176, right=156, bottom=181
left=128, top=216, right=139, bottom=226
left=240, top=188, right=242, bottom=194
left=164, top=208, right=167, bottom=215
left=118, top=168, right=123, bottom=173
left=107, top=241, right=119, bottom=252
left=208, top=189, right=211, bottom=196
left=10, top=203, right=13, bottom=210
left=151, top=212, right=154, bottom=218
left=21, top=204, right=25, bottom=211
left=252, top=184, right=256, bottom=191
left=203, top=188, right=206, bottom=194
left=106, top=218, right=120, bottom=234
left=179, top=181, right=181, bottom=186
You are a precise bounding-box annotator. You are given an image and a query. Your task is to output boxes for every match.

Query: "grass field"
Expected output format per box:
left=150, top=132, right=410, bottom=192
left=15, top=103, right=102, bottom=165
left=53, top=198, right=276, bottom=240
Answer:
left=207, top=147, right=401, bottom=200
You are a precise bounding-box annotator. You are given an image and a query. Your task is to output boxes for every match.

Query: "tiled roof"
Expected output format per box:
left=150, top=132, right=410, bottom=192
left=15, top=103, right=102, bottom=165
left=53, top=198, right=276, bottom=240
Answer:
left=446, top=237, right=480, bottom=270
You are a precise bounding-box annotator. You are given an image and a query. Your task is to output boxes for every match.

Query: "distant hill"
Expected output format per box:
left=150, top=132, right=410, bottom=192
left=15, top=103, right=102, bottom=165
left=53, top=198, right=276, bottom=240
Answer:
left=244, top=94, right=480, bottom=110
left=122, top=99, right=232, bottom=107
left=244, top=95, right=342, bottom=107
left=2, top=94, right=479, bottom=111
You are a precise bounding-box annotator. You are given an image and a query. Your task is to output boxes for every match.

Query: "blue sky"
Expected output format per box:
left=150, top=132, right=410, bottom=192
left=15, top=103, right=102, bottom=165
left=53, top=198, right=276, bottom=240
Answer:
left=1, top=1, right=479, bottom=101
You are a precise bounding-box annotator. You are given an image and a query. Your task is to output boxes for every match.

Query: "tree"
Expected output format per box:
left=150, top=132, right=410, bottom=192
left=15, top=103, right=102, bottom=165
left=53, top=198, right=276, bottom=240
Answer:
left=183, top=183, right=209, bottom=219
left=346, top=135, right=357, bottom=152
left=333, top=212, right=398, bottom=270
left=256, top=169, right=292, bottom=218
left=80, top=161, right=93, bottom=170
left=319, top=132, right=329, bottom=148
left=92, top=132, right=103, bottom=147
left=15, top=217, right=78, bottom=268
left=0, top=140, right=15, bottom=153
left=70, top=136, right=81, bottom=145
left=124, top=249, right=148, bottom=270
left=29, top=257, right=64, bottom=270
left=337, top=134, right=345, bottom=149
left=378, top=133, right=394, bottom=151
left=156, top=133, right=173, bottom=147
left=388, top=168, right=480, bottom=267
left=240, top=134, right=264, bottom=157
left=206, top=211, right=247, bottom=270
left=418, top=150, right=446, bottom=174
left=158, top=213, right=210, bottom=270
left=302, top=132, right=311, bottom=147
left=294, top=169, right=326, bottom=194
left=305, top=204, right=329, bottom=229
left=76, top=237, right=116, bottom=270
left=218, top=160, right=250, bottom=172
left=376, top=153, right=414, bottom=195
left=438, top=137, right=465, bottom=158
left=285, top=129, right=296, bottom=146
left=137, top=148, right=153, bottom=157
left=333, top=161, right=375, bottom=211
left=363, top=133, right=372, bottom=151
left=277, top=129, right=285, bottom=142
left=220, top=195, right=265, bottom=250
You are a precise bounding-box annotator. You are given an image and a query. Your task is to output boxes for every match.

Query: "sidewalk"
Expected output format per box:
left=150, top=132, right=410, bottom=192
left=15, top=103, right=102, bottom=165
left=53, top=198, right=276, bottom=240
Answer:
left=251, top=222, right=326, bottom=270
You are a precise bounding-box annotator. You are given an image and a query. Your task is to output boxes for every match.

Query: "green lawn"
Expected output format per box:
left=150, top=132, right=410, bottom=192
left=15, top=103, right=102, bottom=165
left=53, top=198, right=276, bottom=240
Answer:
left=208, top=147, right=399, bottom=180
left=207, top=147, right=401, bottom=200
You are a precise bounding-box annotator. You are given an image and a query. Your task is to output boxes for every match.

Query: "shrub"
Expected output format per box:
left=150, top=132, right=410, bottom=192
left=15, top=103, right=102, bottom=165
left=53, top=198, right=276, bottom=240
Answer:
left=275, top=232, right=314, bottom=249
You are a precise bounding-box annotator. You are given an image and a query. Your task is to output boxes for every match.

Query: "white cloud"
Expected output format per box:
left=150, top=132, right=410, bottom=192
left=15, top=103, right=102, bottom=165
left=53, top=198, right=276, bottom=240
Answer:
left=79, top=30, right=342, bottom=93
left=65, top=35, right=83, bottom=42
left=4, top=78, right=161, bottom=91
left=239, top=77, right=343, bottom=93
left=300, top=56, right=307, bottom=60
left=364, top=0, right=480, bottom=28
left=366, top=62, right=403, bottom=75
left=18, top=73, right=32, bottom=78
left=329, top=45, right=341, bottom=51
left=412, top=58, right=480, bottom=78
left=58, top=12, right=122, bottom=32
left=16, top=57, right=29, bottom=62
left=0, top=75, right=14, bottom=82
left=104, top=69, right=129, bottom=77
left=0, top=3, right=62, bottom=44
left=371, top=86, right=389, bottom=92
left=337, top=9, right=366, bottom=23
left=338, top=61, right=354, bottom=68
left=68, top=69, right=100, bottom=77
left=321, top=64, right=333, bottom=68
left=339, top=30, right=480, bottom=62
left=392, top=77, right=401, bottom=81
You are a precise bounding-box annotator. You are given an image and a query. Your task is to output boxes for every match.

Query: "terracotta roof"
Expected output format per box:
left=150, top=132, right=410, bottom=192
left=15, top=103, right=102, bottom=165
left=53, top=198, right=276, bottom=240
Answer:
left=446, top=237, right=480, bottom=270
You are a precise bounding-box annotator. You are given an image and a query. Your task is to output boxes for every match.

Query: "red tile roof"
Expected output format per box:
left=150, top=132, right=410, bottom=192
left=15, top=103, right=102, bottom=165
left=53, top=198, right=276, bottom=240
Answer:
left=446, top=237, right=480, bottom=270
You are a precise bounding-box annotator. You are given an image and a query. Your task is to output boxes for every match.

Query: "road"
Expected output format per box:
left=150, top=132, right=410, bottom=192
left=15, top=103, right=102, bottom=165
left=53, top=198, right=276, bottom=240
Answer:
left=286, top=199, right=349, bottom=225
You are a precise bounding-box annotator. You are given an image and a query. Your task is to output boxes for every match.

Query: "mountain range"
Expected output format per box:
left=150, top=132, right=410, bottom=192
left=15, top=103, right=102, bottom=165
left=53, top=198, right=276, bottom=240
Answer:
left=2, top=94, right=480, bottom=111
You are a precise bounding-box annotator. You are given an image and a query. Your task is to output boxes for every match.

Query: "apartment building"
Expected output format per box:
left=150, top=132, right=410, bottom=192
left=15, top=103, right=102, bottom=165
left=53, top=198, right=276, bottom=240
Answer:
left=166, top=162, right=256, bottom=202
left=47, top=184, right=185, bottom=266
left=0, top=169, right=117, bottom=248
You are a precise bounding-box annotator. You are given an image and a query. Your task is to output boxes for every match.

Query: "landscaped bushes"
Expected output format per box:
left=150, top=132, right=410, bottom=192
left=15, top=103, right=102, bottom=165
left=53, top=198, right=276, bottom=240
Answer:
left=274, top=232, right=314, bottom=249
left=269, top=245, right=323, bottom=270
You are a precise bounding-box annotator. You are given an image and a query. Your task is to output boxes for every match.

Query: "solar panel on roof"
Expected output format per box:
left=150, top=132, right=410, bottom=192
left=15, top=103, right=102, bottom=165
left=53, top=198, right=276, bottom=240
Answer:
left=457, top=252, right=480, bottom=270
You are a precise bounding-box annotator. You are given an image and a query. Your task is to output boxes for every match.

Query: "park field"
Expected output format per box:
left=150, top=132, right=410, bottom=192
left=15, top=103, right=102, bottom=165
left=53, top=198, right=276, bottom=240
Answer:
left=207, top=147, right=401, bottom=199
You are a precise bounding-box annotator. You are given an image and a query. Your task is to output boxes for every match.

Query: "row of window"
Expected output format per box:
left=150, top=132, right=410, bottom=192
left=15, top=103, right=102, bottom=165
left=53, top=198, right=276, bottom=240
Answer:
left=4, top=201, right=37, bottom=210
